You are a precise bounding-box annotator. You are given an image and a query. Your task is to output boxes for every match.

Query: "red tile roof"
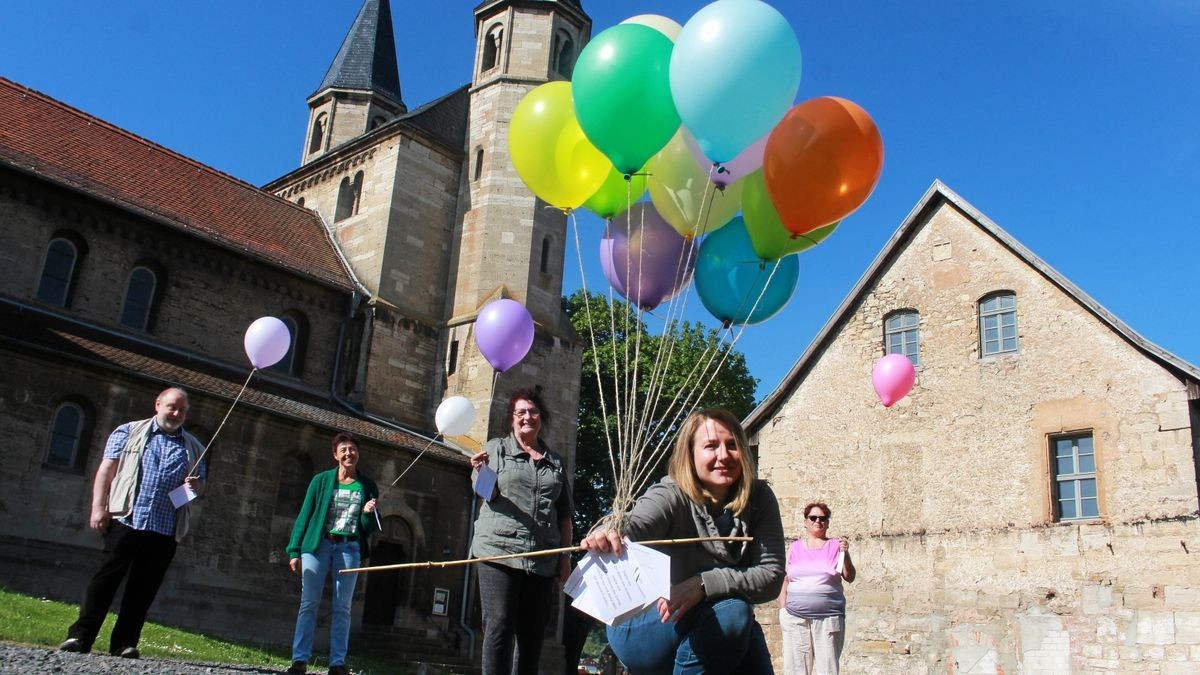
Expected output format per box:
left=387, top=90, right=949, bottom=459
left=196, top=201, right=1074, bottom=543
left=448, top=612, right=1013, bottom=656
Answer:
left=0, top=78, right=355, bottom=291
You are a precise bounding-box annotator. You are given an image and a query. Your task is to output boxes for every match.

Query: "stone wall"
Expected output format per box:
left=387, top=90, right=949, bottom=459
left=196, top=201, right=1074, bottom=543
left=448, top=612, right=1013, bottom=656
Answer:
left=754, top=199, right=1200, bottom=672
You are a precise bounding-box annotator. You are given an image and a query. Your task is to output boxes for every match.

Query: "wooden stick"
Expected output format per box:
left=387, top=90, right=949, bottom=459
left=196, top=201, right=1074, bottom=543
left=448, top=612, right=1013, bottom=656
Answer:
left=338, top=536, right=753, bottom=574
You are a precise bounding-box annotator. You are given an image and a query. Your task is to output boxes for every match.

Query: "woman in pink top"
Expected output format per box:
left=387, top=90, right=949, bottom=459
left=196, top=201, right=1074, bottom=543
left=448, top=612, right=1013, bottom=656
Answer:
left=777, top=502, right=856, bottom=675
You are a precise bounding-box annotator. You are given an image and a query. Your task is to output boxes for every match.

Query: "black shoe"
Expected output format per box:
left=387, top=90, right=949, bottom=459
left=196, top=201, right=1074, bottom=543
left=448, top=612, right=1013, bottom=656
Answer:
left=58, top=638, right=89, bottom=653
left=286, top=661, right=308, bottom=674
left=114, top=646, right=139, bottom=659
left=327, top=665, right=349, bottom=675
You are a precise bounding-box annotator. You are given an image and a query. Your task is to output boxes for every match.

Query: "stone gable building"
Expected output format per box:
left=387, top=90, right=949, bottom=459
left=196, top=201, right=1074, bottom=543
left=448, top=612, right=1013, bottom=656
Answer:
left=0, top=0, right=587, bottom=668
left=747, top=182, right=1200, bottom=673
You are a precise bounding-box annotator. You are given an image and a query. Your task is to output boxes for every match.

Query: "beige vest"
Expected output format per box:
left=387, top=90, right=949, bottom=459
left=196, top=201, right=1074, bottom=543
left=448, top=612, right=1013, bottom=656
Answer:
left=107, top=417, right=204, bottom=542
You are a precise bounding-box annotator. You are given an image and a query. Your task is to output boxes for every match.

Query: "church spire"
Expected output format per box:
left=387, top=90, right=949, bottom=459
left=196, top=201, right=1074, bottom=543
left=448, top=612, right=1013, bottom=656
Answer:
left=316, top=0, right=404, bottom=108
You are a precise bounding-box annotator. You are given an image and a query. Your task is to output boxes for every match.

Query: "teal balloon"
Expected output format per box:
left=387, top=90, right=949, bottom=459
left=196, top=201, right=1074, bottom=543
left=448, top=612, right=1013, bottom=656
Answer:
left=670, top=0, right=801, bottom=163
left=694, top=216, right=799, bottom=326
left=572, top=24, right=680, bottom=174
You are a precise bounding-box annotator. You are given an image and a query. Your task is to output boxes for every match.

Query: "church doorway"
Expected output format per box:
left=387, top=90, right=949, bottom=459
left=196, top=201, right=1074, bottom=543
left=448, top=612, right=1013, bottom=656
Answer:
left=363, top=515, right=414, bottom=626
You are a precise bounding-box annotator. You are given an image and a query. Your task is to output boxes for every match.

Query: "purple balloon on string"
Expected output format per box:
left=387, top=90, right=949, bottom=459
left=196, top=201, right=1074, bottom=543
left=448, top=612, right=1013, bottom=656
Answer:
left=243, top=316, right=292, bottom=369
left=600, top=202, right=697, bottom=310
left=684, top=128, right=768, bottom=187
left=475, top=299, right=535, bottom=372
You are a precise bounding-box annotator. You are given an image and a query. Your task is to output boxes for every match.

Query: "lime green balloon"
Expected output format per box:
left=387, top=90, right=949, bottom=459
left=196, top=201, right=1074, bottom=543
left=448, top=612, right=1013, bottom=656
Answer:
left=582, top=163, right=647, bottom=220
left=743, top=170, right=839, bottom=261
left=509, top=81, right=609, bottom=209
left=647, top=130, right=743, bottom=237
left=572, top=24, right=680, bottom=174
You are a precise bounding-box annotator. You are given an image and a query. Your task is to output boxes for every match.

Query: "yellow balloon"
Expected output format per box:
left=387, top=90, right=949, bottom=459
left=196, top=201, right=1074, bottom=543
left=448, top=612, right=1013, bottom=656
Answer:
left=647, top=130, right=743, bottom=237
left=509, top=82, right=609, bottom=209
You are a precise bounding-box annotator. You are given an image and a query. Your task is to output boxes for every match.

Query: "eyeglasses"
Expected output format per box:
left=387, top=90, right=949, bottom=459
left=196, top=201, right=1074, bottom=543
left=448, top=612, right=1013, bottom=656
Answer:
left=513, top=409, right=540, bottom=419
left=807, top=515, right=830, bottom=523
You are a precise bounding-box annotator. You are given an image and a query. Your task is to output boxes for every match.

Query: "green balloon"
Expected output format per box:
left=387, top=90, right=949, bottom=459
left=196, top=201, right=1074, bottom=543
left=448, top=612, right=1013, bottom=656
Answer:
left=572, top=24, right=680, bottom=174
left=582, top=163, right=647, bottom=220
left=743, top=170, right=839, bottom=261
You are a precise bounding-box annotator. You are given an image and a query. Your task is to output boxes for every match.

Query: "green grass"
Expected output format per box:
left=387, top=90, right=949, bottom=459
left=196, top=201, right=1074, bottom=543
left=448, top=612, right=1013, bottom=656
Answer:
left=0, top=587, right=414, bottom=674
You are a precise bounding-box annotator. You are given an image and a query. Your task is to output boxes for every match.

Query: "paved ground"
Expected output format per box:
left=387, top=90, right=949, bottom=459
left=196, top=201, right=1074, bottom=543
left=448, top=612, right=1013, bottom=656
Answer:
left=0, top=642, right=287, bottom=675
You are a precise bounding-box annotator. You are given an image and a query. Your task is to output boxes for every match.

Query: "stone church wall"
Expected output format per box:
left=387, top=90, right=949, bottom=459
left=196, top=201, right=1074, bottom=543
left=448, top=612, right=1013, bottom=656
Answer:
left=754, top=201, right=1200, bottom=672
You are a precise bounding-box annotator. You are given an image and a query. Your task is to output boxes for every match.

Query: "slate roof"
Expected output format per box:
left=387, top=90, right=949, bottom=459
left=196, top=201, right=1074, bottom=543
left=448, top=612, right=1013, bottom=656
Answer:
left=0, top=299, right=466, bottom=466
left=745, top=181, right=1200, bottom=434
left=316, top=0, right=404, bottom=107
left=0, top=77, right=355, bottom=292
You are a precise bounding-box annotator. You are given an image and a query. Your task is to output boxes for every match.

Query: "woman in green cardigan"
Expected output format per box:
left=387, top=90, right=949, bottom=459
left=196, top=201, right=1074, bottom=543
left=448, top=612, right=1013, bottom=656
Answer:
left=285, top=432, right=380, bottom=675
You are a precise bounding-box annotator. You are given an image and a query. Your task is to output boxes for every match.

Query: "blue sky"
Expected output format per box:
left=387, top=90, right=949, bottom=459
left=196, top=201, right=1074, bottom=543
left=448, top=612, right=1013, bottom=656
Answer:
left=5, top=1, right=1199, bottom=400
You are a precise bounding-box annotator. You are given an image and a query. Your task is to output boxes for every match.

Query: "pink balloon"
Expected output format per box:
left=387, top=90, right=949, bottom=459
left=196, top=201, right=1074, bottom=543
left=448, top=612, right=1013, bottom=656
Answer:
left=475, top=299, right=535, bottom=372
left=244, top=316, right=292, bottom=369
left=872, top=354, right=916, bottom=407
left=683, top=128, right=768, bottom=187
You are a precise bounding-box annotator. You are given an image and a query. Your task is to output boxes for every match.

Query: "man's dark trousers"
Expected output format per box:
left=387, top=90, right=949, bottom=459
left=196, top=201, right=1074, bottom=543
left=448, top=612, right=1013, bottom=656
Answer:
left=67, top=521, right=177, bottom=652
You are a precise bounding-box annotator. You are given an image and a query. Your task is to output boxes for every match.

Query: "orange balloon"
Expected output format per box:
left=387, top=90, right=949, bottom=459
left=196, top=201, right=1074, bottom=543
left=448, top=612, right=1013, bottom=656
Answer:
left=763, top=97, right=883, bottom=235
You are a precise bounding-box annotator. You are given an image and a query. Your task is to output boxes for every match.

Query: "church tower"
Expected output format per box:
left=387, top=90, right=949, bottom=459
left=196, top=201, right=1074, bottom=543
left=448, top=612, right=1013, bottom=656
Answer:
left=302, top=0, right=406, bottom=165
left=441, top=0, right=588, bottom=451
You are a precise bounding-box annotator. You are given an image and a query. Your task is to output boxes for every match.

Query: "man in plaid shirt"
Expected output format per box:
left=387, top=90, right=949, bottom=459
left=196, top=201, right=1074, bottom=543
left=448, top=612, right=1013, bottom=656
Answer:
left=58, top=387, right=207, bottom=659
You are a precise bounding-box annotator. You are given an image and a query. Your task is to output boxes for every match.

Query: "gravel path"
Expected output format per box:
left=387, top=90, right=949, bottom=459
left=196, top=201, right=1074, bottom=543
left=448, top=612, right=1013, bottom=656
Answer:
left=0, top=642, right=288, bottom=675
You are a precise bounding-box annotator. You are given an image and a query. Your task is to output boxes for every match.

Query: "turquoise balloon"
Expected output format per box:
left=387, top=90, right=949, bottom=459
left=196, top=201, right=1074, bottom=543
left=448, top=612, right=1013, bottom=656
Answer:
left=694, top=216, right=799, bottom=326
left=670, top=0, right=801, bottom=163
left=573, top=24, right=680, bottom=174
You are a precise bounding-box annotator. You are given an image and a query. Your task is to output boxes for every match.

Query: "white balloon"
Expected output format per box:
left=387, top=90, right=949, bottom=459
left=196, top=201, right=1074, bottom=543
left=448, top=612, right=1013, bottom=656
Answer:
left=621, top=14, right=683, bottom=42
left=435, top=396, right=476, bottom=437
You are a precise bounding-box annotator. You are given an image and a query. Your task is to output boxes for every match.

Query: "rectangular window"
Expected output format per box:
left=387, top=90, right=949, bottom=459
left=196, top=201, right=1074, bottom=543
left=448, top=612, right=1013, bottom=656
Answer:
left=884, top=311, right=920, bottom=367
left=979, top=293, right=1018, bottom=356
left=1052, top=433, right=1098, bottom=521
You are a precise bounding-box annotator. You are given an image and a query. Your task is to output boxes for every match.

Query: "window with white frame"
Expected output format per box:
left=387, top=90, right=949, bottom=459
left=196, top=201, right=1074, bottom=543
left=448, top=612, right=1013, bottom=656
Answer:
left=979, top=292, right=1018, bottom=356
left=1052, top=433, right=1098, bottom=521
left=884, top=310, right=920, bottom=367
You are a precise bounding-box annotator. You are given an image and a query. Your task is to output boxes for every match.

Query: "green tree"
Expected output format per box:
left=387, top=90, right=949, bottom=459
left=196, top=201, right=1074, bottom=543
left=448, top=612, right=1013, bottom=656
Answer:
left=563, top=290, right=757, bottom=537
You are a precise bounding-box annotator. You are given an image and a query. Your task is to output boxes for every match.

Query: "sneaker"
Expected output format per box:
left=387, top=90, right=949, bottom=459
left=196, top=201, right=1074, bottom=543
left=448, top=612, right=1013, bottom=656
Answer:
left=58, top=638, right=89, bottom=653
left=114, top=646, right=140, bottom=659
left=327, top=665, right=350, bottom=675
left=286, top=661, right=308, bottom=674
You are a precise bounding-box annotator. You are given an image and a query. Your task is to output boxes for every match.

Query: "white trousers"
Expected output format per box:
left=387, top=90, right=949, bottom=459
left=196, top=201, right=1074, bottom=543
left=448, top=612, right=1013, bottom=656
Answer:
left=779, top=608, right=844, bottom=675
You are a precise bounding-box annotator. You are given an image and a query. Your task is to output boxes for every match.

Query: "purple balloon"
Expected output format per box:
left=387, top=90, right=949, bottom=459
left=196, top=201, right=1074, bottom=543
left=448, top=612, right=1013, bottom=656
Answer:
left=244, top=316, right=292, bottom=369
left=600, top=203, right=697, bottom=310
left=475, top=299, right=535, bottom=372
left=683, top=128, right=767, bottom=187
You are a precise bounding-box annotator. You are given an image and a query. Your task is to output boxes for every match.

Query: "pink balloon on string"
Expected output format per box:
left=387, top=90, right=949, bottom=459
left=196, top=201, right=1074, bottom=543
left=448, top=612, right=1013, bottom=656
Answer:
left=683, top=129, right=768, bottom=187
left=475, top=300, right=535, bottom=372
left=244, top=317, right=292, bottom=369
left=600, top=202, right=696, bottom=310
left=872, top=354, right=916, bottom=407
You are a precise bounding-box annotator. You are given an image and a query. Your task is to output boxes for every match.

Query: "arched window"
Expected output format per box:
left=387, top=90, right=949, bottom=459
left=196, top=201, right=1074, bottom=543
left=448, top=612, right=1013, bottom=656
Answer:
left=119, top=266, right=159, bottom=331
left=884, top=310, right=920, bottom=367
left=275, top=452, right=314, bottom=519
left=473, top=147, right=484, bottom=182
left=37, top=237, right=82, bottom=306
left=481, top=25, right=503, bottom=72
left=335, top=171, right=364, bottom=222
left=552, top=30, right=576, bottom=78
left=45, top=401, right=90, bottom=470
left=979, top=292, right=1019, bottom=356
left=540, top=237, right=551, bottom=274
left=271, top=312, right=309, bottom=377
left=308, top=112, right=328, bottom=154
left=370, top=115, right=387, bottom=130
left=296, top=196, right=305, bottom=208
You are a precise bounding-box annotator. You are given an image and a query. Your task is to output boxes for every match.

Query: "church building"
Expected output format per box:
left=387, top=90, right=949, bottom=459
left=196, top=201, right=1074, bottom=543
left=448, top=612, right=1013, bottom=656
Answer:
left=0, top=0, right=587, bottom=668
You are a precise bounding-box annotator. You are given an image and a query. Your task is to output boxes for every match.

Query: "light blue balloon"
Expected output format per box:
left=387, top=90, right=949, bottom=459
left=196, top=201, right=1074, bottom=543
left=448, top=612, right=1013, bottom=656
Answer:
left=670, top=0, right=802, bottom=163
left=694, top=216, right=799, bottom=326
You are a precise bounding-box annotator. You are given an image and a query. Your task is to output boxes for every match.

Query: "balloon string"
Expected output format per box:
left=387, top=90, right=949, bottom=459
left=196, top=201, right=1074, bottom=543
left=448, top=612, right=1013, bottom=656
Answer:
left=390, top=435, right=441, bottom=486
left=187, top=368, right=257, bottom=478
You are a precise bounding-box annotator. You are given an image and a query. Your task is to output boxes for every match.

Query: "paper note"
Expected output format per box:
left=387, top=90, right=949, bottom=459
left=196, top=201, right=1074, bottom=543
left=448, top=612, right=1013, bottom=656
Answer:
left=474, top=464, right=497, bottom=500
left=169, top=483, right=198, bottom=509
left=565, top=540, right=671, bottom=626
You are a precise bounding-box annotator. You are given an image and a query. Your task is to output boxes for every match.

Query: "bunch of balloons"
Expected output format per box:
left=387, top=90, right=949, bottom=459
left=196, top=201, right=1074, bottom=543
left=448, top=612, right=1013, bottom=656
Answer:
left=508, top=0, right=885, bottom=327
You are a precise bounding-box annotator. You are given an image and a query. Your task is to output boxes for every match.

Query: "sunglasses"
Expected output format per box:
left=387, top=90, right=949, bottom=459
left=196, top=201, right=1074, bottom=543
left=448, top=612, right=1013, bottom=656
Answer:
left=807, top=515, right=830, bottom=523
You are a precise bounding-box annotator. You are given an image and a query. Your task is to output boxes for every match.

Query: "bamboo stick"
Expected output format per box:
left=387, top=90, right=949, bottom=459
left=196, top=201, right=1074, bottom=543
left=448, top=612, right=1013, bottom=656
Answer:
left=338, top=536, right=753, bottom=574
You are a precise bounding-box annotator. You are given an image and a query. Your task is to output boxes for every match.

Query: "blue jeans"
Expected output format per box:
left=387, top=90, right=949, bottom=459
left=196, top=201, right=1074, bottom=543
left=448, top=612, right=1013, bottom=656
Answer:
left=292, top=538, right=360, bottom=666
left=607, top=598, right=774, bottom=675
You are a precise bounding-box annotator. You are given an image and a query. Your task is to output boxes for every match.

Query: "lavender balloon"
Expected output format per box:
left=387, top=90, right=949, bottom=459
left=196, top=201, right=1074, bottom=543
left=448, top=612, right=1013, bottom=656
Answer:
left=475, top=299, right=535, bottom=372
left=684, top=128, right=768, bottom=187
left=243, top=316, right=292, bottom=369
left=601, top=202, right=697, bottom=310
